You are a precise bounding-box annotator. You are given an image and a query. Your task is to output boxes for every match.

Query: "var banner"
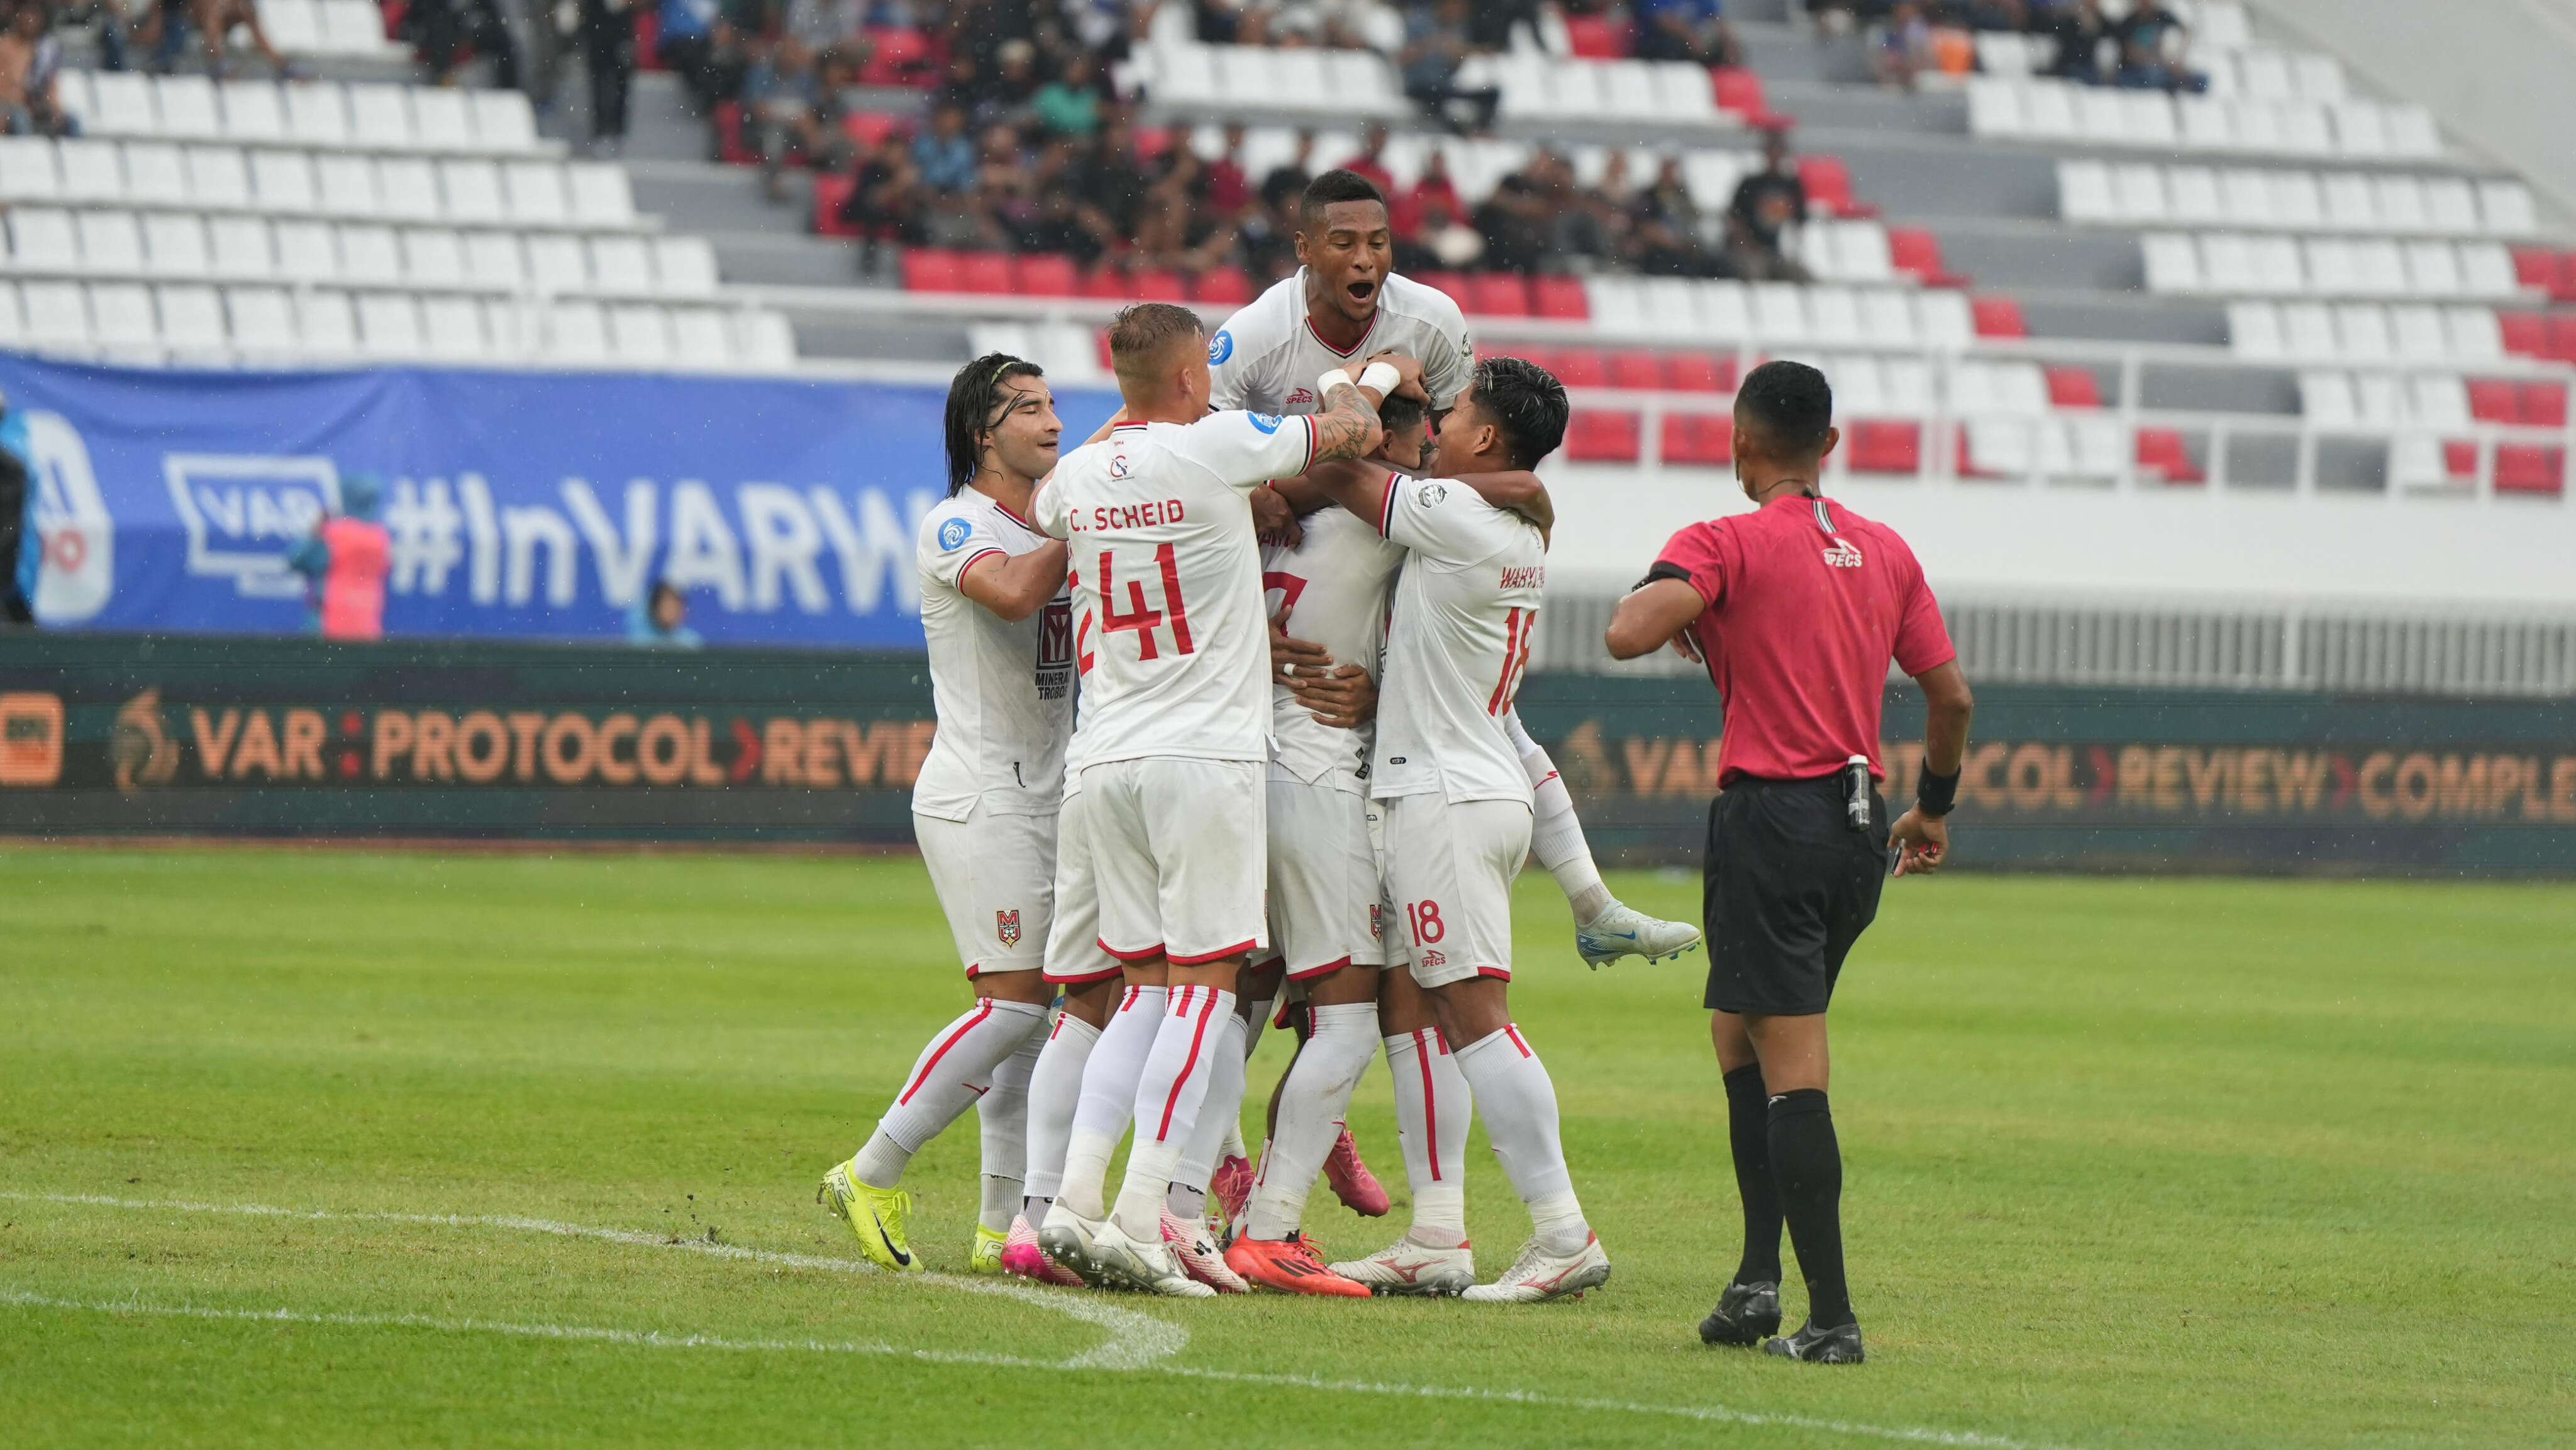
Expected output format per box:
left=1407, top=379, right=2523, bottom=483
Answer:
left=0, top=353, right=1116, bottom=647
left=3, top=635, right=2573, bottom=872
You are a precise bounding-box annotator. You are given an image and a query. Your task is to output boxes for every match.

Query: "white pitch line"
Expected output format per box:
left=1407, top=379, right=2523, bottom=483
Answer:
left=5, top=1190, right=2077, bottom=1450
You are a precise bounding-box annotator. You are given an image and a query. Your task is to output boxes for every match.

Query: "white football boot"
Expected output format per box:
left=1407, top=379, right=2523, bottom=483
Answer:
left=1574, top=901, right=1702, bottom=968
left=1461, top=1233, right=1612, bottom=1303
left=1087, top=1217, right=1217, bottom=1297
left=1330, top=1236, right=1478, bottom=1297
left=1160, top=1208, right=1248, bottom=1293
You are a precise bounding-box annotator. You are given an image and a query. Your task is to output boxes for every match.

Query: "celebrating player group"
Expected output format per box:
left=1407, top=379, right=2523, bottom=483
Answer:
left=815, top=169, right=1701, bottom=1303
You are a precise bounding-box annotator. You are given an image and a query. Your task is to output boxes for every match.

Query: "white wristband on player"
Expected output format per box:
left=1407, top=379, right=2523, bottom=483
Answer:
left=1316, top=362, right=1402, bottom=403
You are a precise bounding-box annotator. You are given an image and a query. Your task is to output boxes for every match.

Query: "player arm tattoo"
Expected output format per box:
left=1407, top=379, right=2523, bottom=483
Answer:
left=1308, top=376, right=1386, bottom=464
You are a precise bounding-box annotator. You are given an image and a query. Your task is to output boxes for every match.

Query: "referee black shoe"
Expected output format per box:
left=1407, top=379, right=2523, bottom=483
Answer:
left=1697, top=1281, right=1781, bottom=1347
left=1762, top=1320, right=1866, bottom=1364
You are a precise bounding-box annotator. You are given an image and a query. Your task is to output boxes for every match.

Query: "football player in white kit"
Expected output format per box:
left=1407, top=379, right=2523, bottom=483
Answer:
left=1031, top=302, right=1392, bottom=1296
left=1210, top=169, right=1699, bottom=970
left=1283, top=356, right=1614, bottom=1303
left=819, top=355, right=1072, bottom=1273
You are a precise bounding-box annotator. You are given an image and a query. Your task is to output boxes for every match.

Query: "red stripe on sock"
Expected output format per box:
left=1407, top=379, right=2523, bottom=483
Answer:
left=898, top=1001, right=994, bottom=1105
left=1503, top=1025, right=1531, bottom=1058
left=1154, top=992, right=1221, bottom=1142
left=1413, top=1027, right=1442, bottom=1181
left=1173, top=984, right=1196, bottom=1017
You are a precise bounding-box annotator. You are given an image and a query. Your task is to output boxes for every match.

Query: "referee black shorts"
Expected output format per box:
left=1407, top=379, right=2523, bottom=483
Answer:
left=1702, top=775, right=1891, bottom=1018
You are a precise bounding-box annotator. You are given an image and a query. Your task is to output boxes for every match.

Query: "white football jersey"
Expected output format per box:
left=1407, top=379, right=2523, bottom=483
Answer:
left=1209, top=269, right=1476, bottom=415
left=1035, top=412, right=1321, bottom=767
left=1368, top=472, right=1548, bottom=807
left=1262, top=505, right=1406, bottom=790
left=913, top=488, right=1075, bottom=822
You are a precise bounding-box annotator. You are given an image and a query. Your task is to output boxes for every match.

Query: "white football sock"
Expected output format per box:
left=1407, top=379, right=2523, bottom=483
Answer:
left=850, top=997, right=1048, bottom=1188
left=1169, top=1010, right=1247, bottom=1217
left=974, top=1023, right=1044, bottom=1232
left=1245, top=1002, right=1379, bottom=1241
left=1019, top=1009, right=1099, bottom=1203
left=1111, top=985, right=1235, bottom=1241
left=1453, top=1023, right=1589, bottom=1255
left=1385, top=1027, right=1472, bottom=1247
left=1515, top=728, right=1613, bottom=924
left=1056, top=984, right=1165, bottom=1222
left=1223, top=993, right=1270, bottom=1165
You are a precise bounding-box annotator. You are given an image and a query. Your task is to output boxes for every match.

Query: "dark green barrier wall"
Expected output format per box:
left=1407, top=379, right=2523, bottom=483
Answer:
left=4, top=635, right=2573, bottom=873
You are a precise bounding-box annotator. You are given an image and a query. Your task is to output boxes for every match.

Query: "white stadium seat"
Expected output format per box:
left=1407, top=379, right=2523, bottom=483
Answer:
left=85, top=72, right=158, bottom=137
left=220, top=82, right=288, bottom=142
left=440, top=160, right=506, bottom=223
left=208, top=215, right=275, bottom=278
left=503, top=162, right=570, bottom=225
left=410, top=89, right=474, bottom=152
left=526, top=233, right=589, bottom=292
left=297, top=288, right=359, bottom=353
left=77, top=210, right=145, bottom=274
left=158, top=283, right=228, bottom=354
left=545, top=301, right=610, bottom=362
left=274, top=219, right=338, bottom=281
left=421, top=293, right=486, bottom=358
left=348, top=84, right=414, bottom=149
left=251, top=150, right=319, bottom=213
left=652, top=236, right=719, bottom=295
left=9, top=208, right=79, bottom=270
left=226, top=286, right=297, bottom=352
left=60, top=140, right=125, bottom=204
left=356, top=291, right=423, bottom=356
left=0, top=135, right=61, bottom=199
left=338, top=224, right=403, bottom=285
left=736, top=310, right=798, bottom=368
left=22, top=279, right=90, bottom=347
left=609, top=304, right=674, bottom=362
left=465, top=231, right=528, bottom=289
left=377, top=158, right=443, bottom=221
left=404, top=228, right=467, bottom=287
left=89, top=281, right=159, bottom=350
left=187, top=147, right=253, bottom=209
left=284, top=82, right=353, bottom=148
left=143, top=213, right=211, bottom=276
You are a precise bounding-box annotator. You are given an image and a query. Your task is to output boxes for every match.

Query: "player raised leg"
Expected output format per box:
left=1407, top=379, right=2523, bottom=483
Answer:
left=823, top=355, right=1071, bottom=1272
left=1511, top=711, right=1703, bottom=969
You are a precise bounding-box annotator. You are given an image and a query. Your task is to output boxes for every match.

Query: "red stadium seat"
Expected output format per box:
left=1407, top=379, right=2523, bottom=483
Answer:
left=1533, top=275, right=1589, bottom=320
left=811, top=173, right=857, bottom=237
left=860, top=27, right=936, bottom=87
left=1796, top=156, right=1874, bottom=220
left=2136, top=427, right=2204, bottom=484
left=1848, top=420, right=1921, bottom=475
left=1609, top=350, right=1667, bottom=391
left=634, top=8, right=660, bottom=67
left=1130, top=269, right=1189, bottom=302
left=1413, top=270, right=1470, bottom=302
left=1014, top=254, right=1079, bottom=296
left=2512, top=247, right=2558, bottom=292
left=2546, top=315, right=2576, bottom=364
left=2499, top=312, right=2546, bottom=357
left=2045, top=366, right=2103, bottom=409
left=2443, top=440, right=2479, bottom=480
left=1565, top=410, right=1642, bottom=462
left=1562, top=13, right=1630, bottom=58
left=2554, top=254, right=2576, bottom=305
left=1668, top=352, right=1735, bottom=393
left=1497, top=344, right=1557, bottom=374
left=2495, top=445, right=2565, bottom=495
left=1551, top=348, right=1610, bottom=388
left=1660, top=413, right=1734, bottom=466
left=2523, top=381, right=2569, bottom=428
left=843, top=111, right=904, bottom=152
left=957, top=252, right=1013, bottom=294
left=1191, top=267, right=1254, bottom=305
left=713, top=102, right=755, bottom=165
left=1711, top=68, right=1784, bottom=128
left=1888, top=228, right=1964, bottom=286
left=2467, top=378, right=2520, bottom=424
left=899, top=247, right=962, bottom=292
left=1468, top=273, right=1532, bottom=317
left=1970, top=295, right=2026, bottom=338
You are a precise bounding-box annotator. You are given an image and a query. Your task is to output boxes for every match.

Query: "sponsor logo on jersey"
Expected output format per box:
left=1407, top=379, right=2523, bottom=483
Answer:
left=1209, top=330, right=1234, bottom=365
left=937, top=516, right=973, bottom=551
left=996, top=908, right=1022, bottom=947
left=1249, top=413, right=1284, bottom=434
left=1416, top=482, right=1448, bottom=506
left=1285, top=388, right=1315, bottom=407
left=1823, top=538, right=1865, bottom=569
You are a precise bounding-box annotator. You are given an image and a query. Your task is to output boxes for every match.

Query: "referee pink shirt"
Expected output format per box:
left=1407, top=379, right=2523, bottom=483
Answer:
left=1649, top=494, right=1956, bottom=786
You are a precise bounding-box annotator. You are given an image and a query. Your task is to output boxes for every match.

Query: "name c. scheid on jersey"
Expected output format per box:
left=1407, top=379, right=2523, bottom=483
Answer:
left=1071, top=499, right=1191, bottom=533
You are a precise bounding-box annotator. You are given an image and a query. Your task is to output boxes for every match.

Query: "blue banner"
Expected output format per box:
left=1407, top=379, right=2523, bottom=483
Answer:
left=1, top=354, right=1116, bottom=647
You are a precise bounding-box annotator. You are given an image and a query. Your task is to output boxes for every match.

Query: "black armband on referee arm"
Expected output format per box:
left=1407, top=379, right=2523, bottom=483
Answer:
left=1915, top=766, right=1960, bottom=818
left=1636, top=561, right=1694, bottom=591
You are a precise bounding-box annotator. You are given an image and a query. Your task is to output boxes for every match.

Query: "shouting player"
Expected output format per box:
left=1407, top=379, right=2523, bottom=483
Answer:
left=1210, top=168, right=1697, bottom=969
left=1032, top=302, right=1391, bottom=1296
left=1283, top=356, right=1613, bottom=1302
left=819, top=354, right=1072, bottom=1273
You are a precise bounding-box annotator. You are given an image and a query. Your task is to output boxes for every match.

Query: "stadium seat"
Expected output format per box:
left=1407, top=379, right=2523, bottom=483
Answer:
left=1552, top=348, right=1609, bottom=388
left=2511, top=247, right=2555, bottom=293
left=1130, top=269, right=1189, bottom=302
left=1467, top=273, right=1530, bottom=317
left=900, top=247, right=962, bottom=292
left=1848, top=420, right=1921, bottom=476
left=2046, top=366, right=2104, bottom=409
left=1560, top=13, right=1628, bottom=58
left=2467, top=378, right=2518, bottom=424
left=2546, top=315, right=2576, bottom=365
left=1014, top=253, right=1077, bottom=296
left=842, top=111, right=904, bottom=153
left=2522, top=381, right=2568, bottom=428
left=956, top=252, right=1013, bottom=294
left=1077, top=267, right=1128, bottom=301
left=1797, top=156, right=1873, bottom=220
left=1660, top=412, right=1733, bottom=466
left=1969, top=295, right=2026, bottom=338
left=1608, top=350, right=1666, bottom=391
left=860, top=28, right=936, bottom=87
left=2136, top=427, right=2206, bottom=484
left=1191, top=267, right=1253, bottom=305
left=1564, top=410, right=1641, bottom=462
left=2494, top=445, right=2565, bottom=495
left=1668, top=352, right=1735, bottom=393
left=1532, top=275, right=1588, bottom=320
left=1711, top=69, right=1781, bottom=128
left=811, top=174, right=856, bottom=237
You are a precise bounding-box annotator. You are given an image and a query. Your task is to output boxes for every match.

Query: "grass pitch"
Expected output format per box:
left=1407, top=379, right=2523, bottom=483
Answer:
left=2, top=847, right=2570, bottom=1449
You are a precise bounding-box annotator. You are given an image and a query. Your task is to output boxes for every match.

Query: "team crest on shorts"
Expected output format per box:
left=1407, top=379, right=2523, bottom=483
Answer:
left=996, top=909, right=1022, bottom=947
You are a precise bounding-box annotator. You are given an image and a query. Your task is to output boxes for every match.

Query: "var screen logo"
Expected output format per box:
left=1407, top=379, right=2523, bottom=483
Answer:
left=25, top=411, right=114, bottom=624
left=164, top=453, right=343, bottom=599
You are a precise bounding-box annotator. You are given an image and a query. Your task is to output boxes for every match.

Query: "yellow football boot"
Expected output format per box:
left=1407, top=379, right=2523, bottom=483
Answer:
left=816, top=1158, right=921, bottom=1271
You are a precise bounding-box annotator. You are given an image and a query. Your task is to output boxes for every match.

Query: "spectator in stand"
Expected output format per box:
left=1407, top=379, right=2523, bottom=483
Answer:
left=981, top=38, right=1043, bottom=126
left=1137, top=143, right=1238, bottom=277
left=1068, top=115, right=1152, bottom=260
left=1008, top=154, right=1096, bottom=259
left=1465, top=0, right=1537, bottom=50
left=745, top=38, right=854, bottom=199
left=841, top=129, right=926, bottom=259
left=1341, top=121, right=1395, bottom=198
left=1626, top=154, right=1710, bottom=277
left=577, top=0, right=639, bottom=157
left=0, top=3, right=74, bottom=137
left=1805, top=0, right=1892, bottom=38
left=1868, top=0, right=1936, bottom=88
left=1237, top=160, right=1304, bottom=282
left=1524, top=148, right=1617, bottom=266
left=1203, top=123, right=1254, bottom=220
left=128, top=0, right=294, bottom=80
left=2111, top=0, right=2202, bottom=91
left=1394, top=146, right=1458, bottom=243
left=285, top=474, right=392, bottom=644
left=1033, top=50, right=1103, bottom=138
left=629, top=581, right=705, bottom=649
left=1635, top=0, right=1743, bottom=68
left=1260, top=128, right=1315, bottom=209
left=1725, top=127, right=1811, bottom=282
left=653, top=0, right=725, bottom=109
left=1397, top=177, right=1482, bottom=273
left=913, top=99, right=980, bottom=192
left=1399, top=0, right=1499, bottom=134
left=1474, top=169, right=1550, bottom=274
left=2037, top=0, right=2108, bottom=82
left=411, top=0, right=524, bottom=91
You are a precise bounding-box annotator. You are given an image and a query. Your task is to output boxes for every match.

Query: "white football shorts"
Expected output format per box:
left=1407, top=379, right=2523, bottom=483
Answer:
left=1082, top=756, right=1270, bottom=966
left=1041, top=782, right=1121, bottom=985
left=1379, top=793, right=1533, bottom=989
left=914, top=803, right=1055, bottom=979
left=1266, top=773, right=1387, bottom=979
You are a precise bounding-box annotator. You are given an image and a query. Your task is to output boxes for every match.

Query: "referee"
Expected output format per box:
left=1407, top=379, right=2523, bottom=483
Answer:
left=1606, top=361, right=1974, bottom=1364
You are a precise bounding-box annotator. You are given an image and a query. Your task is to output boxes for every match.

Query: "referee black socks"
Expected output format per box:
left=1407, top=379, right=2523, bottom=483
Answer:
left=1723, top=1066, right=1784, bottom=1287
left=1767, top=1088, right=1856, bottom=1332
